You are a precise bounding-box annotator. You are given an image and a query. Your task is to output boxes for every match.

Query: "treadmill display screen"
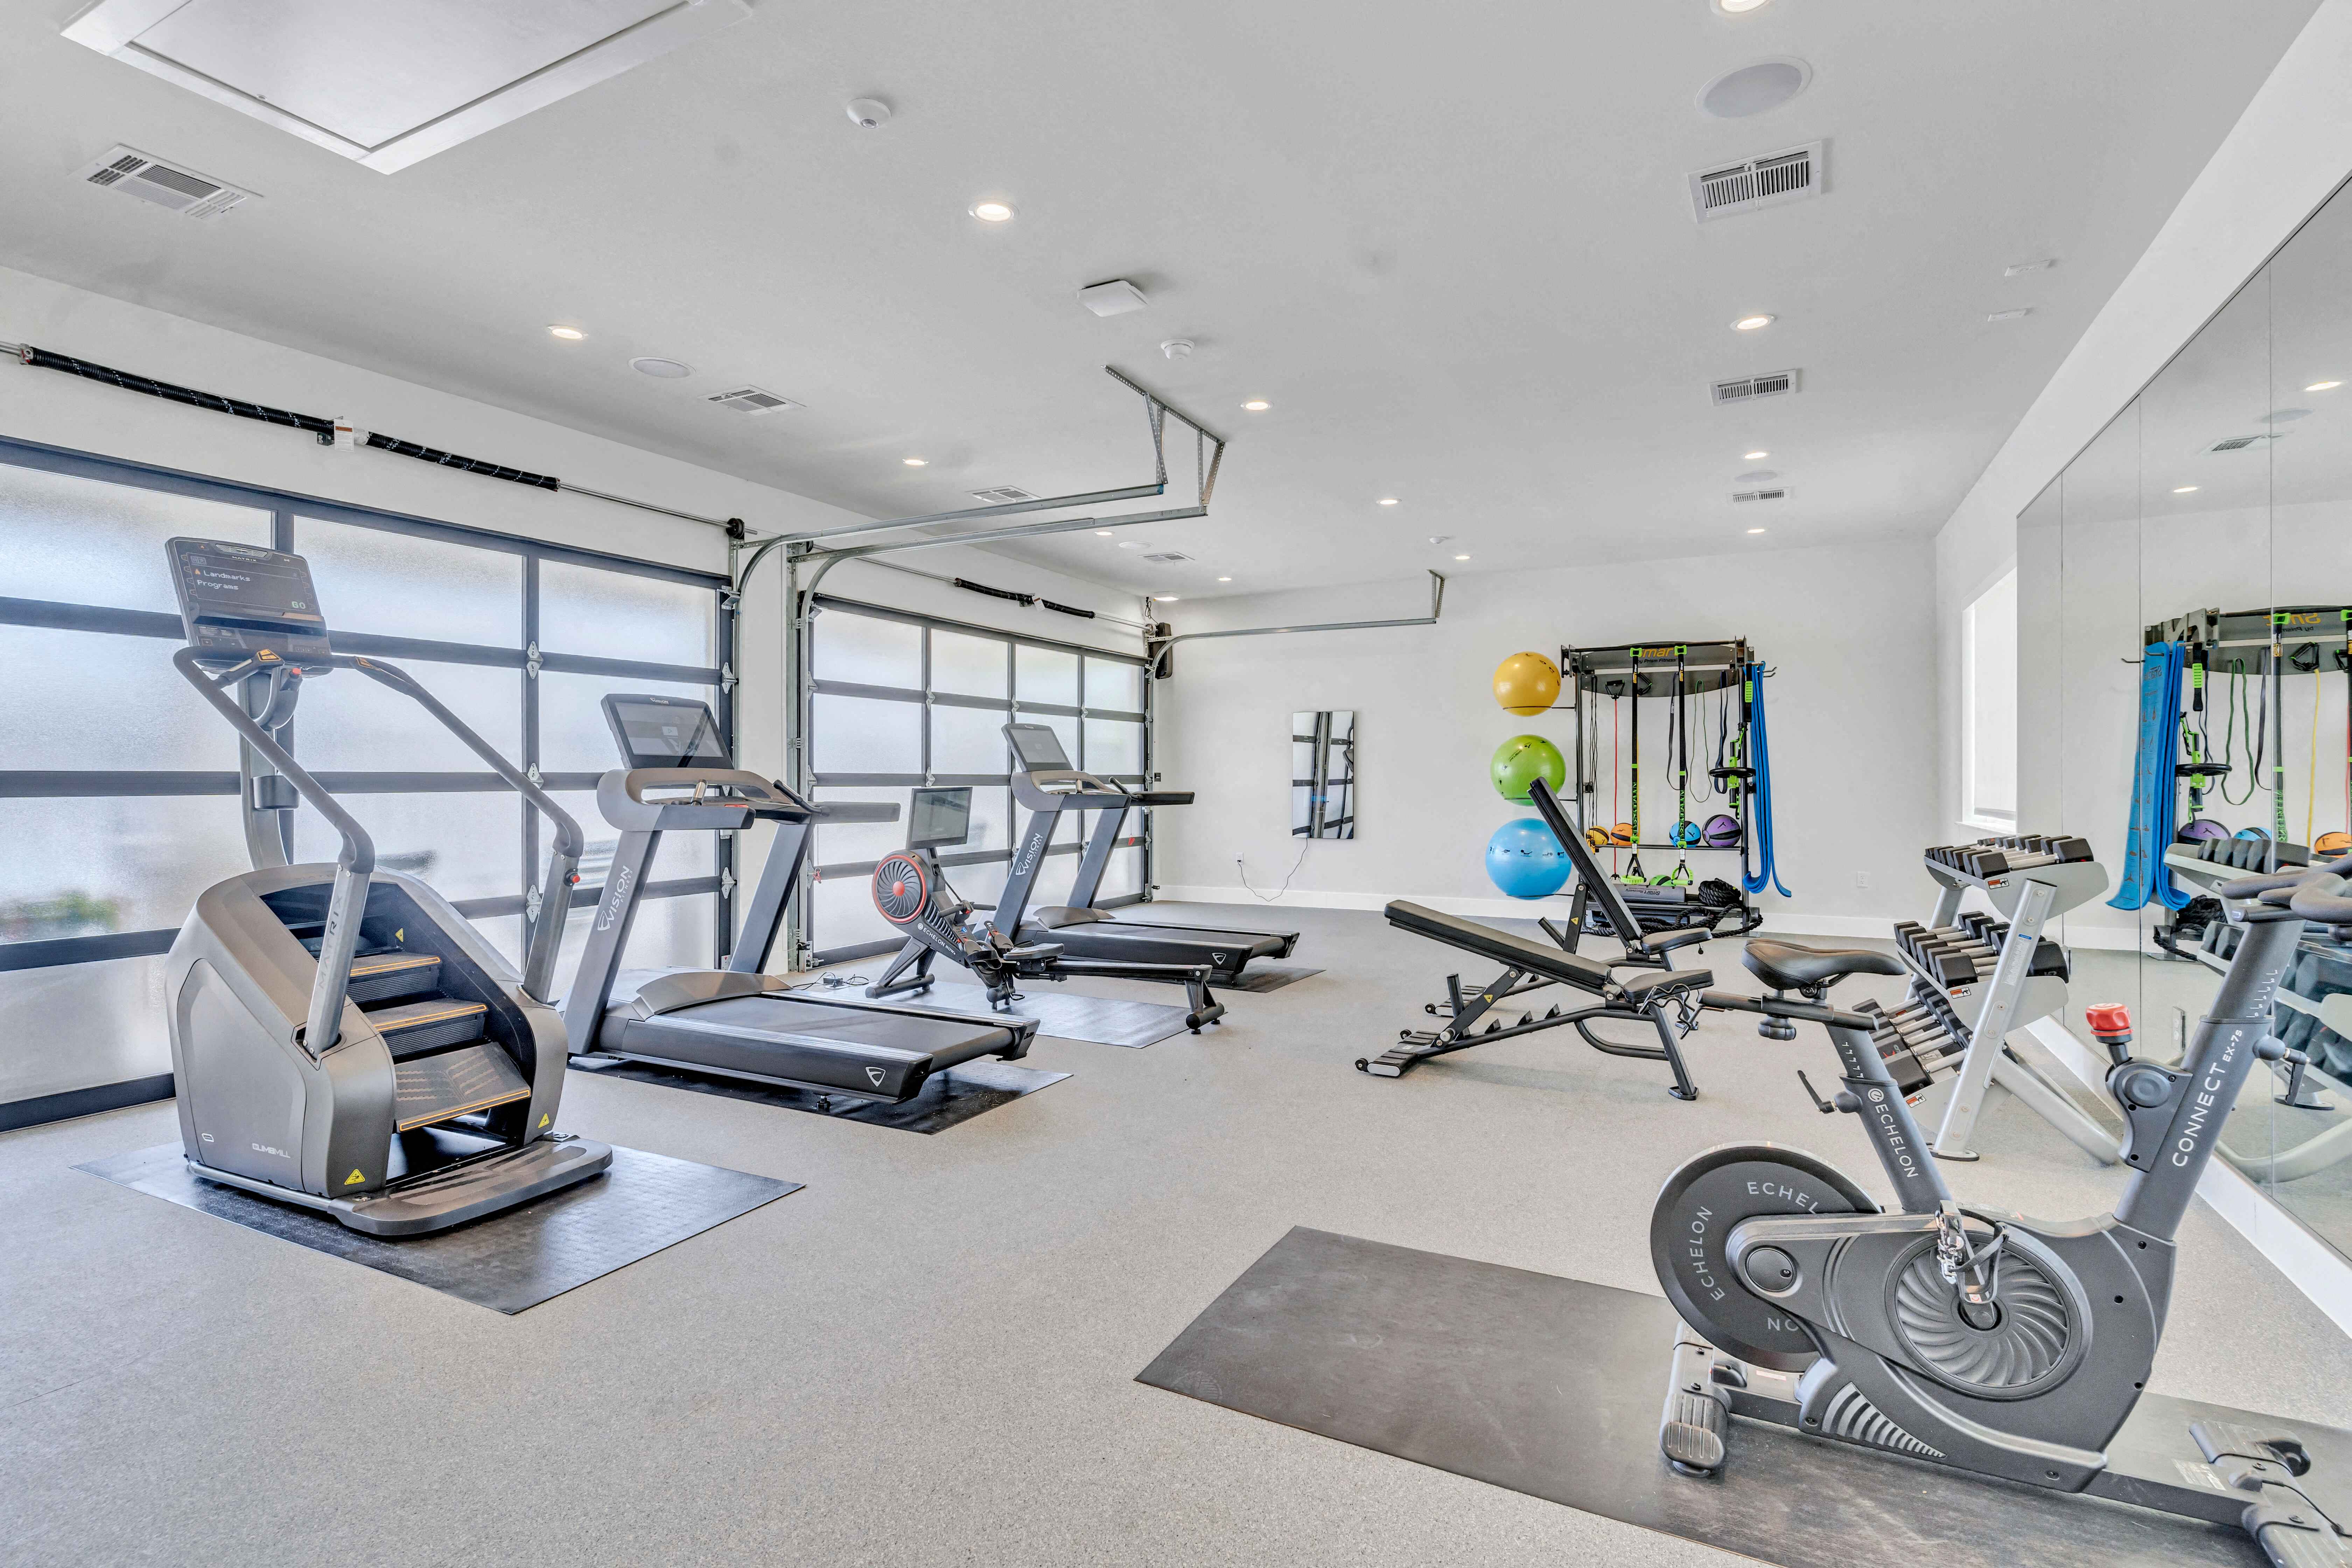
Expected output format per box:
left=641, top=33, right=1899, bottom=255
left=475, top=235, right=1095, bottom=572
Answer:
left=907, top=787, right=972, bottom=849
left=1005, top=722, right=1073, bottom=772
left=606, top=695, right=732, bottom=768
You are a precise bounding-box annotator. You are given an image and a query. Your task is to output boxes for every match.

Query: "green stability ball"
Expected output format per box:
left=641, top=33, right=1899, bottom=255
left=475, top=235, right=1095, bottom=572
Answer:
left=1490, top=734, right=1567, bottom=804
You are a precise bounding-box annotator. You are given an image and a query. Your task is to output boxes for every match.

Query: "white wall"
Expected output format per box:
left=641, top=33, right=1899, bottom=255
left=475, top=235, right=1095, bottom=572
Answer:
left=1151, top=540, right=1940, bottom=937
left=1933, top=0, right=2352, bottom=842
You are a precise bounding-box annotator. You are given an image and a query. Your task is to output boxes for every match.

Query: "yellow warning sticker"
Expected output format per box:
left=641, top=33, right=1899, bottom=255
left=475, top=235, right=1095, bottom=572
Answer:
left=344, top=1169, right=367, bottom=1186
left=537, top=1113, right=551, bottom=1129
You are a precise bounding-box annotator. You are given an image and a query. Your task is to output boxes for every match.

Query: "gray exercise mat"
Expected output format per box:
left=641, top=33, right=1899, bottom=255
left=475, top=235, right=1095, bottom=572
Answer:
left=1138, top=1227, right=2282, bottom=1568
left=1220, top=965, right=1323, bottom=994
left=575, top=1055, right=1069, bottom=1132
left=78, top=1142, right=794, bottom=1314
left=899, top=982, right=1197, bottom=1048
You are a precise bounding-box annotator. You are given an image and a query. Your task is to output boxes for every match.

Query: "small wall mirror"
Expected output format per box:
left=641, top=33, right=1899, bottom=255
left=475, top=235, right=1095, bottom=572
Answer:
left=1292, top=710, right=1357, bottom=839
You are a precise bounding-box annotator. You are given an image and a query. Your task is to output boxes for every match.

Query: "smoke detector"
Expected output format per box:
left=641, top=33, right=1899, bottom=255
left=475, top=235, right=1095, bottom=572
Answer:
left=969, top=486, right=1036, bottom=504
left=1160, top=339, right=1195, bottom=359
left=1078, top=279, right=1148, bottom=317
left=705, top=385, right=799, bottom=414
left=74, top=145, right=255, bottom=220
left=846, top=98, right=891, bottom=129
left=1712, top=369, right=1800, bottom=405
left=1689, top=142, right=1823, bottom=222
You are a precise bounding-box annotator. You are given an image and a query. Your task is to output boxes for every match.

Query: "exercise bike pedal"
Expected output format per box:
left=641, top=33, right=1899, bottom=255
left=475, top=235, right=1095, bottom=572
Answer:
left=1660, top=1340, right=1731, bottom=1476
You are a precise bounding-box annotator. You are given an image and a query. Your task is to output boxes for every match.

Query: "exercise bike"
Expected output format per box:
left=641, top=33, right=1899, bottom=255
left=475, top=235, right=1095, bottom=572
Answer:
left=1653, top=865, right=2352, bottom=1567
left=867, top=786, right=1224, bottom=1032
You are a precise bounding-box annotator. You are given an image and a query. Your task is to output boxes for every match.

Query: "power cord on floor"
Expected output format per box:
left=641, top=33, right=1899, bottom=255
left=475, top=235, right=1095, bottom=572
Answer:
left=1237, top=840, right=1312, bottom=903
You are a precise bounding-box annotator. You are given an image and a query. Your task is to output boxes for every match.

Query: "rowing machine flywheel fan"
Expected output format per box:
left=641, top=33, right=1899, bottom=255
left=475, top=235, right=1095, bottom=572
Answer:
left=872, top=853, right=932, bottom=926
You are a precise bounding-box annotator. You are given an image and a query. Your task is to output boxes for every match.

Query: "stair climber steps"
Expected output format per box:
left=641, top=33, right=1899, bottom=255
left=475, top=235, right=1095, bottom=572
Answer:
left=392, top=1042, right=531, bottom=1132
left=367, top=997, right=491, bottom=1059
left=344, top=951, right=443, bottom=1005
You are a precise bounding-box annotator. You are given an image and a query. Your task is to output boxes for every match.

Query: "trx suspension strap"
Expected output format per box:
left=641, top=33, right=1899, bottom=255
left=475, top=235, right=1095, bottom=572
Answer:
left=1624, top=650, right=1645, bottom=884
left=1669, top=645, right=1692, bottom=885
left=2110, top=640, right=2189, bottom=911
left=1737, top=660, right=1790, bottom=898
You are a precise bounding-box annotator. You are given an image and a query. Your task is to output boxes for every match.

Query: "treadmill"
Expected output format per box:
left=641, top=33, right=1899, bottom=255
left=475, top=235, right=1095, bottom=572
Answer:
left=562, top=694, right=1037, bottom=1104
left=998, top=721, right=1299, bottom=980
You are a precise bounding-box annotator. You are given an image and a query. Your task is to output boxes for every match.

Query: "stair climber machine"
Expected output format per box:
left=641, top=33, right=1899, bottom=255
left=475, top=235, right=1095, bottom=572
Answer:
left=867, top=786, right=1225, bottom=1031
left=1651, top=861, right=2352, bottom=1567
left=562, top=694, right=1037, bottom=1106
left=162, top=538, right=610, bottom=1236
left=995, top=722, right=1298, bottom=981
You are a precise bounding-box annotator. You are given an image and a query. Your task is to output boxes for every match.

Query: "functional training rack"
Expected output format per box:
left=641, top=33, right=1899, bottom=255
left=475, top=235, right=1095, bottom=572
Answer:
left=1871, top=834, right=2114, bottom=1162
left=1563, top=638, right=1756, bottom=860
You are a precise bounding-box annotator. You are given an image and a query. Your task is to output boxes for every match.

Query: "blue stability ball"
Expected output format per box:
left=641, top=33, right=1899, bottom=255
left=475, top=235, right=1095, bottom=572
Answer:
left=1486, top=817, right=1571, bottom=898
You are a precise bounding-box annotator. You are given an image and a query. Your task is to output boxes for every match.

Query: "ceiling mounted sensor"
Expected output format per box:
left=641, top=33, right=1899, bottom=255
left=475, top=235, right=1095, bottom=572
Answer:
left=705, top=385, right=799, bottom=415
left=1698, top=58, right=1811, bottom=119
left=969, top=486, right=1036, bottom=504
left=1731, top=488, right=1789, bottom=503
left=1689, top=141, right=1824, bottom=221
left=846, top=97, right=891, bottom=129
left=1712, top=369, right=1800, bottom=405
left=1078, top=279, right=1149, bottom=317
left=61, top=0, right=752, bottom=175
left=1160, top=339, right=1195, bottom=359
left=631, top=357, right=693, bottom=379
left=73, top=145, right=255, bottom=220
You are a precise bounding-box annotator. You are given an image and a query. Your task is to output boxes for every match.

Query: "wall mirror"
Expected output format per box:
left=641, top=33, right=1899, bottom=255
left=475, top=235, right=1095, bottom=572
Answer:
left=1292, top=710, right=1356, bottom=839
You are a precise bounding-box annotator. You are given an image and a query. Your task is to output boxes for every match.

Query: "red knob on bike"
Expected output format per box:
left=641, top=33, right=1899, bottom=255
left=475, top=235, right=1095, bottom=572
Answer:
left=2084, top=1003, right=2132, bottom=1048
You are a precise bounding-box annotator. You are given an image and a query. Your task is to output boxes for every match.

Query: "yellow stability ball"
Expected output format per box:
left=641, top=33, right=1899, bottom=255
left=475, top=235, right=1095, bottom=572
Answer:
left=1493, top=651, right=1561, bottom=716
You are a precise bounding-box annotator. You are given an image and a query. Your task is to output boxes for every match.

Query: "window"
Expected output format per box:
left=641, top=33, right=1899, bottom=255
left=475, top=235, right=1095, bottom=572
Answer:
left=1962, top=567, right=2018, bottom=831
left=0, top=438, right=729, bottom=1127
left=804, top=597, right=1151, bottom=964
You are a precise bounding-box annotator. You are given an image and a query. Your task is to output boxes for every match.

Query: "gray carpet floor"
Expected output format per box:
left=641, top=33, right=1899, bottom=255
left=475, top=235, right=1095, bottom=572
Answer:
left=5, top=902, right=2350, bottom=1567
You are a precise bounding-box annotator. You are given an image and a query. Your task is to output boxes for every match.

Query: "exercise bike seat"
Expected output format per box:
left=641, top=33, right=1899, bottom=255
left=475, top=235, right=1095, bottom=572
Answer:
left=1742, top=940, right=1905, bottom=992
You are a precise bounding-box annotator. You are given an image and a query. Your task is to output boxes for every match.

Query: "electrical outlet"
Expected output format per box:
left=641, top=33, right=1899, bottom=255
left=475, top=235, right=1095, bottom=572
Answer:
left=1854, top=871, right=1871, bottom=891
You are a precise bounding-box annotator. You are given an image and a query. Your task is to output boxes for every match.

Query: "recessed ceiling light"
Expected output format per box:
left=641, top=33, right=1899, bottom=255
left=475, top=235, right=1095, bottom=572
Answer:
left=630, top=357, right=693, bottom=378
left=1733, top=314, right=1775, bottom=331
left=1152, top=595, right=1180, bottom=602
left=902, top=457, right=928, bottom=466
left=1746, top=527, right=1766, bottom=534
left=2307, top=380, right=2342, bottom=392
left=1715, top=0, right=1771, bottom=12
left=2173, top=485, right=2200, bottom=494
left=1217, top=576, right=1232, bottom=582
left=1242, top=400, right=1270, bottom=412
left=1453, top=553, right=1470, bottom=561
left=1094, top=530, right=1114, bottom=537
left=547, top=324, right=584, bottom=341
left=1743, top=450, right=1769, bottom=461
left=970, top=201, right=1014, bottom=222
left=1377, top=497, right=1400, bottom=506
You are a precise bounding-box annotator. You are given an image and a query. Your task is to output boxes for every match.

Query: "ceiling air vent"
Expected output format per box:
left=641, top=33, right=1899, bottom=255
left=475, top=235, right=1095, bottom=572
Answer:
left=74, top=145, right=255, bottom=220
left=1142, top=551, right=1194, bottom=564
left=969, top=486, right=1036, bottom=504
left=705, top=386, right=800, bottom=415
left=1689, top=141, right=1825, bottom=222
left=1713, top=369, right=1800, bottom=405
left=2204, top=433, right=2283, bottom=453
left=1731, top=488, right=1789, bottom=504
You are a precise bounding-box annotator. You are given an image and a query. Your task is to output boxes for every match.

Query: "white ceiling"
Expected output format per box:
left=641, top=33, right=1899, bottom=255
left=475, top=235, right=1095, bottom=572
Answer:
left=0, top=0, right=2323, bottom=600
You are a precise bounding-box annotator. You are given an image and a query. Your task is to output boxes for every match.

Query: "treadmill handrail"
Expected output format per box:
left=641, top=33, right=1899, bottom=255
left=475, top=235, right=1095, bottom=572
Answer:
left=175, top=647, right=373, bottom=1060
left=341, top=656, right=584, bottom=1004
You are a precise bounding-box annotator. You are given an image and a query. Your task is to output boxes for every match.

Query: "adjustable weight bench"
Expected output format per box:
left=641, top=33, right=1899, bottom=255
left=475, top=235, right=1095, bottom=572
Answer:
left=1360, top=899, right=1714, bottom=1097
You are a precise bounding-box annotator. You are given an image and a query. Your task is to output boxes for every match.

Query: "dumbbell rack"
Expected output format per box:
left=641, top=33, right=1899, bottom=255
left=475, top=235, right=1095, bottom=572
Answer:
left=1896, top=838, right=2114, bottom=1162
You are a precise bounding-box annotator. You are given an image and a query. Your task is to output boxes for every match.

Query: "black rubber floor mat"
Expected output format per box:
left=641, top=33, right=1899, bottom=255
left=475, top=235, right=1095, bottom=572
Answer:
left=76, top=1143, right=794, bottom=1314
left=897, top=982, right=1197, bottom=1048
left=1138, top=1227, right=2302, bottom=1568
left=577, top=1056, right=1069, bottom=1132
left=1220, top=965, right=1324, bottom=994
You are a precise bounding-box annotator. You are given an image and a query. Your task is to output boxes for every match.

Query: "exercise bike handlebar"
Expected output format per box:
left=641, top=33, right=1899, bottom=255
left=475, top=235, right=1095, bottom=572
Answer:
left=340, top=655, right=584, bottom=1004
left=2287, top=871, right=2352, bottom=925
left=176, top=647, right=374, bottom=1061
